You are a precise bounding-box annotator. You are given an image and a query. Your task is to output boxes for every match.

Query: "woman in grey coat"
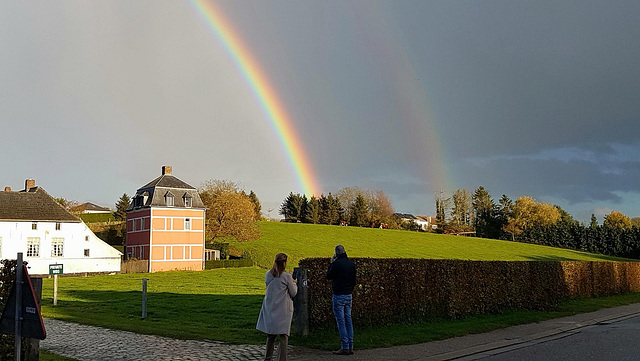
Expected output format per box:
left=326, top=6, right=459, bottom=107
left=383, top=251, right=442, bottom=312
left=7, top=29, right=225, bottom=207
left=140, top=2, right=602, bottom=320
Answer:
left=256, top=253, right=298, bottom=361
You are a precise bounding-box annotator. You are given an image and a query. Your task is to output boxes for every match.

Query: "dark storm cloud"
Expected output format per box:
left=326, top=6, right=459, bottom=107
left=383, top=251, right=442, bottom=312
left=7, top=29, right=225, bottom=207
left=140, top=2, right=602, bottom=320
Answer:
left=387, top=1, right=640, bottom=159
left=464, top=143, right=640, bottom=205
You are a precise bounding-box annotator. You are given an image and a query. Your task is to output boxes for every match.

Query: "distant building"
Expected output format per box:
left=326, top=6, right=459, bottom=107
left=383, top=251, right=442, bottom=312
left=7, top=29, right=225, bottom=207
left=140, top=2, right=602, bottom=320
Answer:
left=414, top=216, right=437, bottom=231
left=71, top=202, right=112, bottom=214
left=125, top=166, right=206, bottom=273
left=0, top=180, right=122, bottom=275
left=394, top=213, right=437, bottom=231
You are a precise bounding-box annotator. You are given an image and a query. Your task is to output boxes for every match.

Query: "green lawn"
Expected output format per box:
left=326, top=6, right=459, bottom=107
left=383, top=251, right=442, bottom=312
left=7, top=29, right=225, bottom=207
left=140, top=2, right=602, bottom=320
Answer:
left=41, top=268, right=267, bottom=344
left=229, top=222, right=626, bottom=269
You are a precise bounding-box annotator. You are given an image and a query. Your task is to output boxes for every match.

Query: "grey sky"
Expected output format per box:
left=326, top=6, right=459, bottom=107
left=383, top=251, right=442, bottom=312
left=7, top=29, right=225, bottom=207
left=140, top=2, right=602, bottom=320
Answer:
left=2, top=1, right=639, bottom=223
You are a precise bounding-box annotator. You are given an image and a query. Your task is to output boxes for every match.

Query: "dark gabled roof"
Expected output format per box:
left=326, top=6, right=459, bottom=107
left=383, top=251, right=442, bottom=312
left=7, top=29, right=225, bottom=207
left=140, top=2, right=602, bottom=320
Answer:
left=140, top=175, right=195, bottom=190
left=127, top=171, right=205, bottom=211
left=393, top=213, right=416, bottom=219
left=0, top=187, right=81, bottom=222
left=71, top=202, right=111, bottom=213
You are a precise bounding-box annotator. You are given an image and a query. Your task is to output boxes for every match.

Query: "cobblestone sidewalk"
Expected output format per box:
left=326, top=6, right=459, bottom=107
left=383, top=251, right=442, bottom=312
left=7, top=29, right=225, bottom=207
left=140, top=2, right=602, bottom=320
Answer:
left=41, top=319, right=270, bottom=361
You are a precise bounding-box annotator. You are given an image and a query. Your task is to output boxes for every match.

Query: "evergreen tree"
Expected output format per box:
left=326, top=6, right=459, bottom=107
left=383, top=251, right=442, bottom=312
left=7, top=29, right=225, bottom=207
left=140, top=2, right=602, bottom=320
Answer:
left=320, top=193, right=340, bottom=225
left=114, top=193, right=131, bottom=220
left=306, top=196, right=321, bottom=224
left=279, top=193, right=308, bottom=222
left=248, top=190, right=262, bottom=220
left=349, top=194, right=368, bottom=227
left=497, top=194, right=513, bottom=238
left=473, top=186, right=496, bottom=238
left=590, top=214, right=598, bottom=228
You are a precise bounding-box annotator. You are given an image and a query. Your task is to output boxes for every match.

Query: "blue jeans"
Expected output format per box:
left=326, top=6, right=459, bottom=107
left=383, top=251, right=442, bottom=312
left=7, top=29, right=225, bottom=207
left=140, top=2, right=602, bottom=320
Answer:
left=332, top=294, right=354, bottom=350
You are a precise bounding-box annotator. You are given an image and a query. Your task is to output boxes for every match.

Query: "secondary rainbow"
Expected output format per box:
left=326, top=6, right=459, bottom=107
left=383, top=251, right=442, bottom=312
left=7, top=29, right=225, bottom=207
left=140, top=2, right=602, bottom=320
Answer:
left=191, top=0, right=321, bottom=197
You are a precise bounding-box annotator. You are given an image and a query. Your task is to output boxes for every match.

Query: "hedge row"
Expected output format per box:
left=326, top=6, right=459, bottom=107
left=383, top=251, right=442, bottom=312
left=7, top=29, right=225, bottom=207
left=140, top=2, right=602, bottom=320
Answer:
left=519, top=225, right=640, bottom=260
left=0, top=259, right=21, bottom=360
left=299, top=258, right=640, bottom=328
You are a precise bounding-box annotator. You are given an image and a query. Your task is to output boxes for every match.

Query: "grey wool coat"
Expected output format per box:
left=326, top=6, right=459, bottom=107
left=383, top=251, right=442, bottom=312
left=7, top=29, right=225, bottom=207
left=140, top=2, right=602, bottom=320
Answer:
left=256, top=270, right=298, bottom=335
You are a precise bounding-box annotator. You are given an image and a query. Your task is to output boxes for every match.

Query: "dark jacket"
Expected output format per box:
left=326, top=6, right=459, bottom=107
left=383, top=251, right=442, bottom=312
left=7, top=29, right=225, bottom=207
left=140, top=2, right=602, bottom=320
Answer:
left=327, top=253, right=356, bottom=295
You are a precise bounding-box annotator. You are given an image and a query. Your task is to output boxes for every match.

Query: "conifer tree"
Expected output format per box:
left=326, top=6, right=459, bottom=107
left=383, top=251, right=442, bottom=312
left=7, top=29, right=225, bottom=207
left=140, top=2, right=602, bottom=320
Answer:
left=114, top=193, right=131, bottom=220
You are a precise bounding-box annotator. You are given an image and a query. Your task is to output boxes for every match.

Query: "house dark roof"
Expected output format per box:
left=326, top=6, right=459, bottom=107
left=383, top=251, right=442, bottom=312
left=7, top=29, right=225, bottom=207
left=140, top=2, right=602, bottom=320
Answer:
left=140, top=174, right=195, bottom=190
left=71, top=202, right=112, bottom=213
left=0, top=187, right=81, bottom=222
left=393, top=213, right=416, bottom=219
left=127, top=167, right=205, bottom=211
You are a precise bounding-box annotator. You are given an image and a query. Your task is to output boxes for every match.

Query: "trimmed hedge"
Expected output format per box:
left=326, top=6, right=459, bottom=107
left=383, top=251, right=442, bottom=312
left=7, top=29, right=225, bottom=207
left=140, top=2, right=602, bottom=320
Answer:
left=299, top=258, right=640, bottom=329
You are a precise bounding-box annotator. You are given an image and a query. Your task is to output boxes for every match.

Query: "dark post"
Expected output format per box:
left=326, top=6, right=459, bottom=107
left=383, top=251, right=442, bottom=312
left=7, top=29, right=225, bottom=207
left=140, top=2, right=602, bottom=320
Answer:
left=23, top=277, right=42, bottom=361
left=15, top=253, right=23, bottom=361
left=141, top=278, right=148, bottom=319
left=292, top=267, right=309, bottom=336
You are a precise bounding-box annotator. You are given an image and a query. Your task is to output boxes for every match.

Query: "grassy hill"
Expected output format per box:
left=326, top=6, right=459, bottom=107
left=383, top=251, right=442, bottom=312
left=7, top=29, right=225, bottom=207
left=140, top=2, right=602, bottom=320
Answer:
left=228, top=221, right=626, bottom=269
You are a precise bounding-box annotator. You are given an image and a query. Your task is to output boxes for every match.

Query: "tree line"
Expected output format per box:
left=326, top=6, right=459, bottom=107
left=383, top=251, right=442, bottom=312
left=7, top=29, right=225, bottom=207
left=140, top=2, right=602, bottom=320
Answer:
left=279, top=187, right=398, bottom=228
left=437, top=186, right=640, bottom=259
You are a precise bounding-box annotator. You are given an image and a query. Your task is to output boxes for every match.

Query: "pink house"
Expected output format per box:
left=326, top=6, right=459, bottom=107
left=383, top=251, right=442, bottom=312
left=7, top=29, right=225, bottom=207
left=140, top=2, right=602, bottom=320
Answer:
left=125, top=166, right=206, bottom=272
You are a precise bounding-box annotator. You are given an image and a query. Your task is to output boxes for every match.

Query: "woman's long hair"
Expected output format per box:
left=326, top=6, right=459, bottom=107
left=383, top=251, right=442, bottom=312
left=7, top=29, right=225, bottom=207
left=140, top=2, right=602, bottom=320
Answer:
left=270, top=253, right=287, bottom=277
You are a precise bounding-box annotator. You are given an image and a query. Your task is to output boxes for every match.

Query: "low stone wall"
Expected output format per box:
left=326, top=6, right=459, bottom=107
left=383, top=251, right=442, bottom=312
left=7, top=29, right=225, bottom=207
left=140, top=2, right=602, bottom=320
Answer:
left=298, top=258, right=640, bottom=329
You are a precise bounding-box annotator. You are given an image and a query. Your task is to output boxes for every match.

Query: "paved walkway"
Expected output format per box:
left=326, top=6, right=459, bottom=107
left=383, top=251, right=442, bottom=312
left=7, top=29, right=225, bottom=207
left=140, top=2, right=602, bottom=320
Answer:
left=41, top=303, right=640, bottom=361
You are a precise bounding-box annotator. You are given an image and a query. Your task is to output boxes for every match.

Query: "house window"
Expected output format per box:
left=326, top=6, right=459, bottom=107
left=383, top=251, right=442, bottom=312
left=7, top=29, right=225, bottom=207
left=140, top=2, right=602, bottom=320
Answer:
left=32, top=222, right=37, bottom=230
left=184, top=194, right=192, bottom=208
left=27, top=238, right=40, bottom=257
left=165, top=192, right=174, bottom=207
left=85, top=235, right=89, bottom=242
left=55, top=222, right=61, bottom=231
left=84, top=249, right=90, bottom=257
left=51, top=238, right=64, bottom=257
left=185, top=218, right=191, bottom=230
left=141, top=218, right=145, bottom=230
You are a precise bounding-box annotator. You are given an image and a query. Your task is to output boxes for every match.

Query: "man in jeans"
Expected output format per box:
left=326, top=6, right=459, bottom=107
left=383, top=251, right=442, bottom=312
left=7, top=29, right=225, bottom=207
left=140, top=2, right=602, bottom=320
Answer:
left=327, top=245, right=356, bottom=355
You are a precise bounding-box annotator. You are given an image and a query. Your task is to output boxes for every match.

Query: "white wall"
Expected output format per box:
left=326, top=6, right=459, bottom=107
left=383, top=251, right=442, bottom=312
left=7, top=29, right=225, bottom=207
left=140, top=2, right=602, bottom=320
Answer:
left=0, top=220, right=122, bottom=275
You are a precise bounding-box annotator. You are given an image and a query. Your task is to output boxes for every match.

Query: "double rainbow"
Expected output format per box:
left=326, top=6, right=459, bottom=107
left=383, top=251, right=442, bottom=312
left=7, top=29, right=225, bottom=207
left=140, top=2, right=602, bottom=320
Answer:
left=191, top=0, right=321, bottom=197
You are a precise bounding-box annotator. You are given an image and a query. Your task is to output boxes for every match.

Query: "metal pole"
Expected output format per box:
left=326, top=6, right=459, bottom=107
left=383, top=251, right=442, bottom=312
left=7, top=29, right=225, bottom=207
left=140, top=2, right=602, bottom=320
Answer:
left=141, top=278, right=148, bottom=319
left=15, top=253, right=23, bottom=361
left=53, top=274, right=58, bottom=306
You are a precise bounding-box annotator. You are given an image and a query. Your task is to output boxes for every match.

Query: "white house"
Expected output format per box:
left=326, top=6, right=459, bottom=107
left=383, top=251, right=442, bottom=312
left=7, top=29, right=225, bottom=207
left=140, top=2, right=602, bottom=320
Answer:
left=415, top=216, right=438, bottom=231
left=0, top=179, right=122, bottom=275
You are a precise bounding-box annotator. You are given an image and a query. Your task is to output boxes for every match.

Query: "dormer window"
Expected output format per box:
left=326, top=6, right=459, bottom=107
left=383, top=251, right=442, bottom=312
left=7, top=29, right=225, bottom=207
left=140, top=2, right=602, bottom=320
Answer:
left=165, top=192, right=174, bottom=207
left=183, top=194, right=192, bottom=208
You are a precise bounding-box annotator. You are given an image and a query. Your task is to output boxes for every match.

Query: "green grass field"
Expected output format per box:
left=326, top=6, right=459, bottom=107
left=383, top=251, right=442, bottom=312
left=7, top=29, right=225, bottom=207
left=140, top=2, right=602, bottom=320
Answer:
left=39, top=221, right=638, bottom=353
left=229, top=222, right=625, bottom=269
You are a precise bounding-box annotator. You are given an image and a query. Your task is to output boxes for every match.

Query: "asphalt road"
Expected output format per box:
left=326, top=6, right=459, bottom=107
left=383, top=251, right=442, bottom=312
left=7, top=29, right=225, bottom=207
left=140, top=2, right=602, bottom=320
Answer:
left=462, top=315, right=640, bottom=361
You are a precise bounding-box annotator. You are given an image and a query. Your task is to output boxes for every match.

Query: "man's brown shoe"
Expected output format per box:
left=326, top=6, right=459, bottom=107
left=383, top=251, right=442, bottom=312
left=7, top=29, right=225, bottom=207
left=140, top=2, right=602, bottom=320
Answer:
left=333, top=349, right=351, bottom=355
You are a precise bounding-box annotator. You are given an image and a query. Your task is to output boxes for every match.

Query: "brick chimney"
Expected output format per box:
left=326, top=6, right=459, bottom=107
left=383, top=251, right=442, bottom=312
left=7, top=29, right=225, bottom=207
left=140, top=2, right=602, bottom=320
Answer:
left=3, top=186, right=11, bottom=192
left=162, top=165, right=172, bottom=176
left=25, top=179, right=35, bottom=191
